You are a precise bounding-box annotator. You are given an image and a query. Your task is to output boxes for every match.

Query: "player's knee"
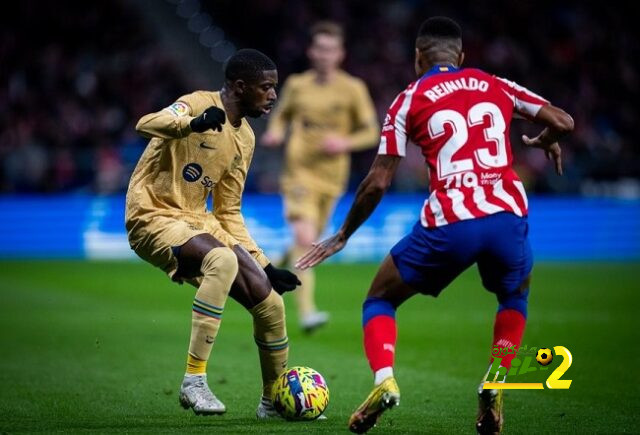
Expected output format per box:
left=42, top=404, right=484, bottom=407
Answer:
left=518, top=273, right=532, bottom=293
left=255, top=291, right=285, bottom=321
left=292, top=220, right=317, bottom=247
left=293, top=237, right=313, bottom=249
left=273, top=292, right=285, bottom=315
left=295, top=234, right=315, bottom=248
left=201, top=247, right=238, bottom=290
left=252, top=291, right=285, bottom=326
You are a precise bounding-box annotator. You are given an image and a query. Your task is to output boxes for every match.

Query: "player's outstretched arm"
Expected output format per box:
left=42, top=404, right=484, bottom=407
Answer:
left=296, top=154, right=401, bottom=269
left=135, top=101, right=225, bottom=139
left=522, top=105, right=574, bottom=175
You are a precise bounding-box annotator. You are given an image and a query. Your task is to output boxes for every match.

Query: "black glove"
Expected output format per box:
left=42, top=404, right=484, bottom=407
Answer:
left=264, top=263, right=302, bottom=294
left=190, top=106, right=226, bottom=132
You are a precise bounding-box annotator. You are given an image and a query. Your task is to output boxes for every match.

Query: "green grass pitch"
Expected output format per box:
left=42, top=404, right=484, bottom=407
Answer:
left=0, top=261, right=638, bottom=433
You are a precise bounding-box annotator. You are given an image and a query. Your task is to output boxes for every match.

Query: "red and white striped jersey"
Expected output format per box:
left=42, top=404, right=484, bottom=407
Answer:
left=378, top=65, right=549, bottom=227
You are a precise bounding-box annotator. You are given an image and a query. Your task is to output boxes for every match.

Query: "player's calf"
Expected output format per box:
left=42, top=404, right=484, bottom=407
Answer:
left=186, top=247, right=238, bottom=374
left=181, top=247, right=237, bottom=413
left=251, top=291, right=289, bottom=400
left=476, top=280, right=529, bottom=433
left=362, top=297, right=398, bottom=381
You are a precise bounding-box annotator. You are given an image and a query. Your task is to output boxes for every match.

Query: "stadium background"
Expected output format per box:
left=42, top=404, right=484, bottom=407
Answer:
left=1, top=0, right=638, bottom=433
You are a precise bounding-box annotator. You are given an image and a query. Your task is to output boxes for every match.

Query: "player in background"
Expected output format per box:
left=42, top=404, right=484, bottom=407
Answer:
left=126, top=49, right=301, bottom=419
left=297, top=17, right=573, bottom=434
left=261, top=21, right=379, bottom=332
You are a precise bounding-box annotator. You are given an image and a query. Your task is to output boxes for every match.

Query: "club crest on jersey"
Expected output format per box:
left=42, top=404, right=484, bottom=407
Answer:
left=182, top=163, right=203, bottom=182
left=164, top=101, right=189, bottom=117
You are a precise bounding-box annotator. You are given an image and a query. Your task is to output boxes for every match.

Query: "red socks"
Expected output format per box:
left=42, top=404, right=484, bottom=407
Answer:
left=362, top=297, right=397, bottom=373
left=491, top=309, right=526, bottom=368
left=364, top=315, right=397, bottom=372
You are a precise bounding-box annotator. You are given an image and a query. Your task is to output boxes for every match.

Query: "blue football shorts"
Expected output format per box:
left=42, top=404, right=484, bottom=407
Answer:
left=390, top=212, right=533, bottom=297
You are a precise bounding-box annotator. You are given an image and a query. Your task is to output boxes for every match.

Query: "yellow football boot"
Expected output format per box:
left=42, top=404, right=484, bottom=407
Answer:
left=348, top=377, right=400, bottom=433
left=476, top=385, right=504, bottom=434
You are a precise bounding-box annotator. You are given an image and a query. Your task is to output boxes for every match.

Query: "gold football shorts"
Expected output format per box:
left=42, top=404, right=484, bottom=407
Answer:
left=127, top=213, right=239, bottom=281
left=282, top=184, right=338, bottom=234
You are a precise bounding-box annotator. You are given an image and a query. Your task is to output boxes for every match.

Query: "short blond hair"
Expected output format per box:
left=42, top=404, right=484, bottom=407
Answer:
left=310, top=21, right=344, bottom=42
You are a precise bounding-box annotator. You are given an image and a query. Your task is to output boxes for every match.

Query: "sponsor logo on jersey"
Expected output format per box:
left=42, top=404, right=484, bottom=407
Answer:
left=164, top=101, right=189, bottom=117
left=182, top=163, right=203, bottom=182
left=382, top=114, right=394, bottom=132
left=480, top=172, right=502, bottom=185
left=199, top=142, right=216, bottom=150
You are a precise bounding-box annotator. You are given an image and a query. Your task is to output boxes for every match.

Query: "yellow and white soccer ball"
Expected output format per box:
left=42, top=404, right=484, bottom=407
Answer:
left=271, top=366, right=330, bottom=420
left=536, top=348, right=554, bottom=366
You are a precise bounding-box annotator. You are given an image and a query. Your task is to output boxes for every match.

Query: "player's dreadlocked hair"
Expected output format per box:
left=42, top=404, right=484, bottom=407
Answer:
left=224, top=49, right=276, bottom=83
left=416, top=17, right=462, bottom=55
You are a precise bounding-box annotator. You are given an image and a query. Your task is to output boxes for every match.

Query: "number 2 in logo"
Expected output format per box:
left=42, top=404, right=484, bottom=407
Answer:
left=546, top=346, right=573, bottom=389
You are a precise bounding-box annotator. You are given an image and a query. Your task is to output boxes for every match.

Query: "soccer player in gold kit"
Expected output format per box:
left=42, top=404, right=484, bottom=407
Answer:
left=126, top=49, right=300, bottom=418
left=261, top=22, right=379, bottom=331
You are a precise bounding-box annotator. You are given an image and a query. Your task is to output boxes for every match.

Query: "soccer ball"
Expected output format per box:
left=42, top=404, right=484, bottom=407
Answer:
left=271, top=366, right=330, bottom=420
left=536, top=348, right=553, bottom=366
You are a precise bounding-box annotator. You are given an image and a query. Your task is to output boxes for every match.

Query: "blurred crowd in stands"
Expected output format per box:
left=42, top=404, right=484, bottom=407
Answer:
left=1, top=2, right=191, bottom=193
left=3, top=0, right=638, bottom=197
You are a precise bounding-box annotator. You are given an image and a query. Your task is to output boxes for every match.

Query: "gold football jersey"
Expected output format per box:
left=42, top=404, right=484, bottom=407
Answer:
left=126, top=90, right=269, bottom=267
left=266, top=70, right=379, bottom=196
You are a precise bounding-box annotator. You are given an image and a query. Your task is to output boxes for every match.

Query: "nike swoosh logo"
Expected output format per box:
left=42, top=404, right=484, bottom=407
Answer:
left=200, top=142, right=216, bottom=150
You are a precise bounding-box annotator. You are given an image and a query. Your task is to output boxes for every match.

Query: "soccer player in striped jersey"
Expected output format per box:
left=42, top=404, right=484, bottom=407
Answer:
left=297, top=17, right=573, bottom=434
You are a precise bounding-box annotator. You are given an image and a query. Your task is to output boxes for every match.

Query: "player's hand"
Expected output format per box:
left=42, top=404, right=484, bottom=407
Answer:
left=321, top=135, right=351, bottom=155
left=260, top=131, right=284, bottom=147
left=264, top=263, right=301, bottom=294
left=522, top=134, right=563, bottom=176
left=295, top=232, right=347, bottom=270
left=190, top=106, right=226, bottom=133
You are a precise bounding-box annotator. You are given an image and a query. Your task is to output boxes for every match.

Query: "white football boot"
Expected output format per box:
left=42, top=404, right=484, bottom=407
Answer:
left=256, top=396, right=328, bottom=420
left=300, top=311, right=330, bottom=333
left=179, top=375, right=226, bottom=415
left=256, top=396, right=281, bottom=419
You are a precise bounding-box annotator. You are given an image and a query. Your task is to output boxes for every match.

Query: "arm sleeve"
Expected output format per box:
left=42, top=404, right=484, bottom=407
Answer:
left=495, top=77, right=550, bottom=121
left=265, top=77, right=295, bottom=138
left=377, top=81, right=420, bottom=157
left=347, top=80, right=380, bottom=151
left=213, top=150, right=270, bottom=268
left=135, top=92, right=206, bottom=139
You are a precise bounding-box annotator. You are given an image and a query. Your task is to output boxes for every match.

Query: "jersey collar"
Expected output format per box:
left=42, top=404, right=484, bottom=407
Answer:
left=421, top=64, right=460, bottom=79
